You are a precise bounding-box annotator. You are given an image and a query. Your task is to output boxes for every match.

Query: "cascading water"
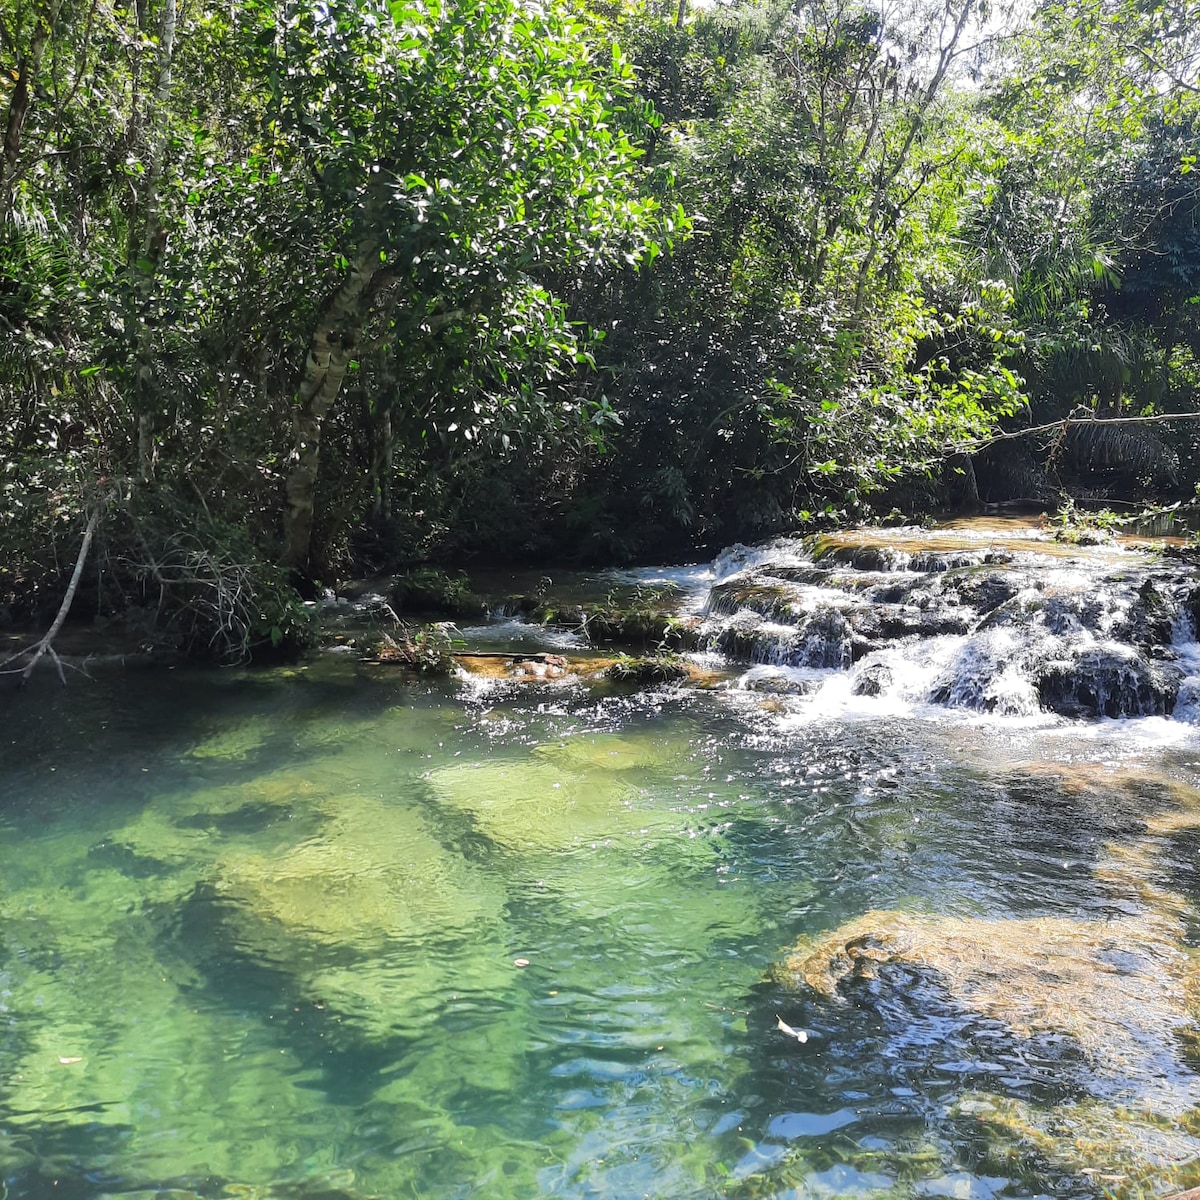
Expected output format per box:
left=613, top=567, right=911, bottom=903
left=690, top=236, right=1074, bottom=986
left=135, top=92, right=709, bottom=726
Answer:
left=696, top=521, right=1200, bottom=721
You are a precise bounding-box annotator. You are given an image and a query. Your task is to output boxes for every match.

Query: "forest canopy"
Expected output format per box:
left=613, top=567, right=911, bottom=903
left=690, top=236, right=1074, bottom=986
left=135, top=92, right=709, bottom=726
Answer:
left=1, top=0, right=1198, bottom=655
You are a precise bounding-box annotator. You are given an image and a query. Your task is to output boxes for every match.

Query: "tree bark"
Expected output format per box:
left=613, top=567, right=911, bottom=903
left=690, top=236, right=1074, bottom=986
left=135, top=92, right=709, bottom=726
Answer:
left=946, top=451, right=981, bottom=511
left=369, top=402, right=394, bottom=524
left=130, top=0, right=177, bottom=484
left=282, top=243, right=383, bottom=567
left=14, top=509, right=99, bottom=687
left=0, top=0, right=63, bottom=221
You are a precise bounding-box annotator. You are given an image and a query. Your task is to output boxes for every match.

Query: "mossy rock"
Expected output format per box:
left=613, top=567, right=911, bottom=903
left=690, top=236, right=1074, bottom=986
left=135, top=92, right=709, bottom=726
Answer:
left=952, top=1092, right=1200, bottom=1198
left=215, top=799, right=505, bottom=947
left=532, top=730, right=687, bottom=773
left=580, top=605, right=699, bottom=651
left=187, top=716, right=273, bottom=761
left=782, top=907, right=1200, bottom=1095
left=605, top=654, right=690, bottom=685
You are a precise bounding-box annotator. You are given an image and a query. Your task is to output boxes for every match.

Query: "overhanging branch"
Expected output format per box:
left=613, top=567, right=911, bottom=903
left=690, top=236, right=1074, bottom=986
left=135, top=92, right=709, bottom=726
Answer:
left=950, top=411, right=1200, bottom=455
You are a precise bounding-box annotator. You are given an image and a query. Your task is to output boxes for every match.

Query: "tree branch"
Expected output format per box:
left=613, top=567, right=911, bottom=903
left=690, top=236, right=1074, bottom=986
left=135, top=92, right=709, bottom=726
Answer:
left=3, top=509, right=100, bottom=687
left=951, top=411, right=1200, bottom=455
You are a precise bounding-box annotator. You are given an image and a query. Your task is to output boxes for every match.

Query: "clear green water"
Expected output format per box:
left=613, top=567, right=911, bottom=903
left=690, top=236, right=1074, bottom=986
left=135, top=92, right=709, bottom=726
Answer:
left=3, top=659, right=1200, bottom=1199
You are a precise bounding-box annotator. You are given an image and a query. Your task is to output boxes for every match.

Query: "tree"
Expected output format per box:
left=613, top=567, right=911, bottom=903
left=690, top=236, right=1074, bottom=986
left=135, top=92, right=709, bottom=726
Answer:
left=262, top=0, right=668, bottom=567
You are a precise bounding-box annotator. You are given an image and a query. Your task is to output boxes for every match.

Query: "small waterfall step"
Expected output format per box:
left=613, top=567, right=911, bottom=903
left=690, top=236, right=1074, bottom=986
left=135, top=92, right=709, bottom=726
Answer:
left=702, top=523, right=1200, bottom=721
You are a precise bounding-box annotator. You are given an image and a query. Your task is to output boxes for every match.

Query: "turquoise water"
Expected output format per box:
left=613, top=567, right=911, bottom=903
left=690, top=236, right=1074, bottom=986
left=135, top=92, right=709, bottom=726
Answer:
left=3, top=658, right=1200, bottom=1198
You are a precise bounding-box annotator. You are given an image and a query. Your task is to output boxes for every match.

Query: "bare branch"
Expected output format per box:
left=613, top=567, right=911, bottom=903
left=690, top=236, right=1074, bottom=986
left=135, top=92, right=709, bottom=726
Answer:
left=6, top=508, right=99, bottom=687
left=951, top=411, right=1200, bottom=455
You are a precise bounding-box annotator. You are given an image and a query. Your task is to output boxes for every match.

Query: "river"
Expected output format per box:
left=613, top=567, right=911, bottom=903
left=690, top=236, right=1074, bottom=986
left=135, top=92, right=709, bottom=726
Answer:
left=2, top=520, right=1200, bottom=1199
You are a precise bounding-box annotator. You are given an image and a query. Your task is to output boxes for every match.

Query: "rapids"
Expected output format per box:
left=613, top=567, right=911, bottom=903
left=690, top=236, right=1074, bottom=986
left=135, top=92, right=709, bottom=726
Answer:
left=697, top=520, right=1200, bottom=722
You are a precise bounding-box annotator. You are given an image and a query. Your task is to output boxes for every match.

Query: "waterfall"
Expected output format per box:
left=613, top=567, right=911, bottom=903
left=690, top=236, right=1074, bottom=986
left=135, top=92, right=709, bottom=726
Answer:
left=698, top=524, right=1200, bottom=721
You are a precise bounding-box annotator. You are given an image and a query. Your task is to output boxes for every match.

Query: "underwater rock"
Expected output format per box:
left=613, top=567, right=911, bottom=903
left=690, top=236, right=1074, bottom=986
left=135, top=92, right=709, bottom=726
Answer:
left=532, top=731, right=687, bottom=772
left=781, top=907, right=1200, bottom=1097
left=426, top=759, right=645, bottom=852
left=951, top=1092, right=1200, bottom=1196
left=215, top=804, right=505, bottom=947
left=739, top=666, right=821, bottom=695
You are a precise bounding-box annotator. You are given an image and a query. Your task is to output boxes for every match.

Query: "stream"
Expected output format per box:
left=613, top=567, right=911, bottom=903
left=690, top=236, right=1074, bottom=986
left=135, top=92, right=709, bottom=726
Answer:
left=3, top=519, right=1200, bottom=1199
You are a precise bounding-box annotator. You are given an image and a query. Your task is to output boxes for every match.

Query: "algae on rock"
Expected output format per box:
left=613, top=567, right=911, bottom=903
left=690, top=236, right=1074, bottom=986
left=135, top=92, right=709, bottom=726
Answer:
left=425, top=757, right=669, bottom=852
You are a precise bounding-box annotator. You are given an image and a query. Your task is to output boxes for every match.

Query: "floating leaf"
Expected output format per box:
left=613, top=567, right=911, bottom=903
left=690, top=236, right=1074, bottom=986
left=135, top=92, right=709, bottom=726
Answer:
left=775, top=1015, right=808, bottom=1043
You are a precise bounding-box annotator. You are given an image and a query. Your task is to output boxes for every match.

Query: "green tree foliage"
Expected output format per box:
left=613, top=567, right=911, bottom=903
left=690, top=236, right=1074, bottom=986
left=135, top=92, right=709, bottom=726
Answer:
left=964, top=0, right=1199, bottom=497
left=570, top=0, right=1025, bottom=554
left=0, top=0, right=670, bottom=641
left=3, top=0, right=1199, bottom=638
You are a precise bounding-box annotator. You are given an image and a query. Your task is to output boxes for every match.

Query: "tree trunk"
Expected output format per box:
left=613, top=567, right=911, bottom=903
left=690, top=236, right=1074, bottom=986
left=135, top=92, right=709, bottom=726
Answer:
left=15, top=508, right=99, bottom=687
left=0, top=0, right=63, bottom=221
left=282, top=243, right=383, bottom=568
left=129, top=0, right=177, bottom=484
left=369, top=403, right=394, bottom=524
left=946, top=451, right=981, bottom=511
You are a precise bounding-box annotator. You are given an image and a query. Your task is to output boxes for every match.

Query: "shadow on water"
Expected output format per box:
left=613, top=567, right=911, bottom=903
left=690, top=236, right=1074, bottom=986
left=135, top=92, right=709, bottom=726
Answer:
left=0, top=656, right=447, bottom=825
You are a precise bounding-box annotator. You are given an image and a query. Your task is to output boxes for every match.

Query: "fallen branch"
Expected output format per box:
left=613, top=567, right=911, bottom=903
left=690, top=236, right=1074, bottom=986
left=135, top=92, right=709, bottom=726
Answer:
left=451, top=651, right=565, bottom=662
left=950, top=411, right=1200, bottom=455
left=4, top=509, right=99, bottom=688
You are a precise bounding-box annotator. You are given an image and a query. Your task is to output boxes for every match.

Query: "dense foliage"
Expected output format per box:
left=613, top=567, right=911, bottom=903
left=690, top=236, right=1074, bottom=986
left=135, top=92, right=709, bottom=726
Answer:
left=1, top=0, right=1197, bottom=652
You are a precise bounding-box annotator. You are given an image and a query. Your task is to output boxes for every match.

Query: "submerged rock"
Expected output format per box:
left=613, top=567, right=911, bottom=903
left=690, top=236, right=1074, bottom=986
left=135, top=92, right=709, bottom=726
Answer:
left=782, top=907, right=1200, bottom=1099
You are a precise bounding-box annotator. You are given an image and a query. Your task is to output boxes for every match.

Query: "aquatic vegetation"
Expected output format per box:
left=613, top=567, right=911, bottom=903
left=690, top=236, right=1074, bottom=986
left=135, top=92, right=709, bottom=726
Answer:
left=370, top=624, right=463, bottom=674
left=604, top=653, right=691, bottom=685
left=953, top=1093, right=1200, bottom=1197
left=187, top=715, right=274, bottom=761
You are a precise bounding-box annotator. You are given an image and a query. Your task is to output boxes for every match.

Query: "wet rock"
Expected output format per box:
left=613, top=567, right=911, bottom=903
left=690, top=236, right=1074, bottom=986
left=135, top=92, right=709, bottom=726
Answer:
left=810, top=540, right=914, bottom=572
left=1036, top=647, right=1182, bottom=718
left=739, top=666, right=820, bottom=695
left=703, top=606, right=851, bottom=668
left=706, top=579, right=798, bottom=622
left=865, top=579, right=922, bottom=604
left=793, top=607, right=853, bottom=668
left=1039, top=592, right=1111, bottom=636
left=908, top=549, right=1000, bottom=572
left=853, top=598, right=967, bottom=641
left=851, top=662, right=892, bottom=696
left=702, top=526, right=1200, bottom=723
left=943, top=570, right=1022, bottom=617
left=780, top=906, right=1200, bottom=1088
left=974, top=591, right=1045, bottom=632
left=1109, top=576, right=1182, bottom=648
